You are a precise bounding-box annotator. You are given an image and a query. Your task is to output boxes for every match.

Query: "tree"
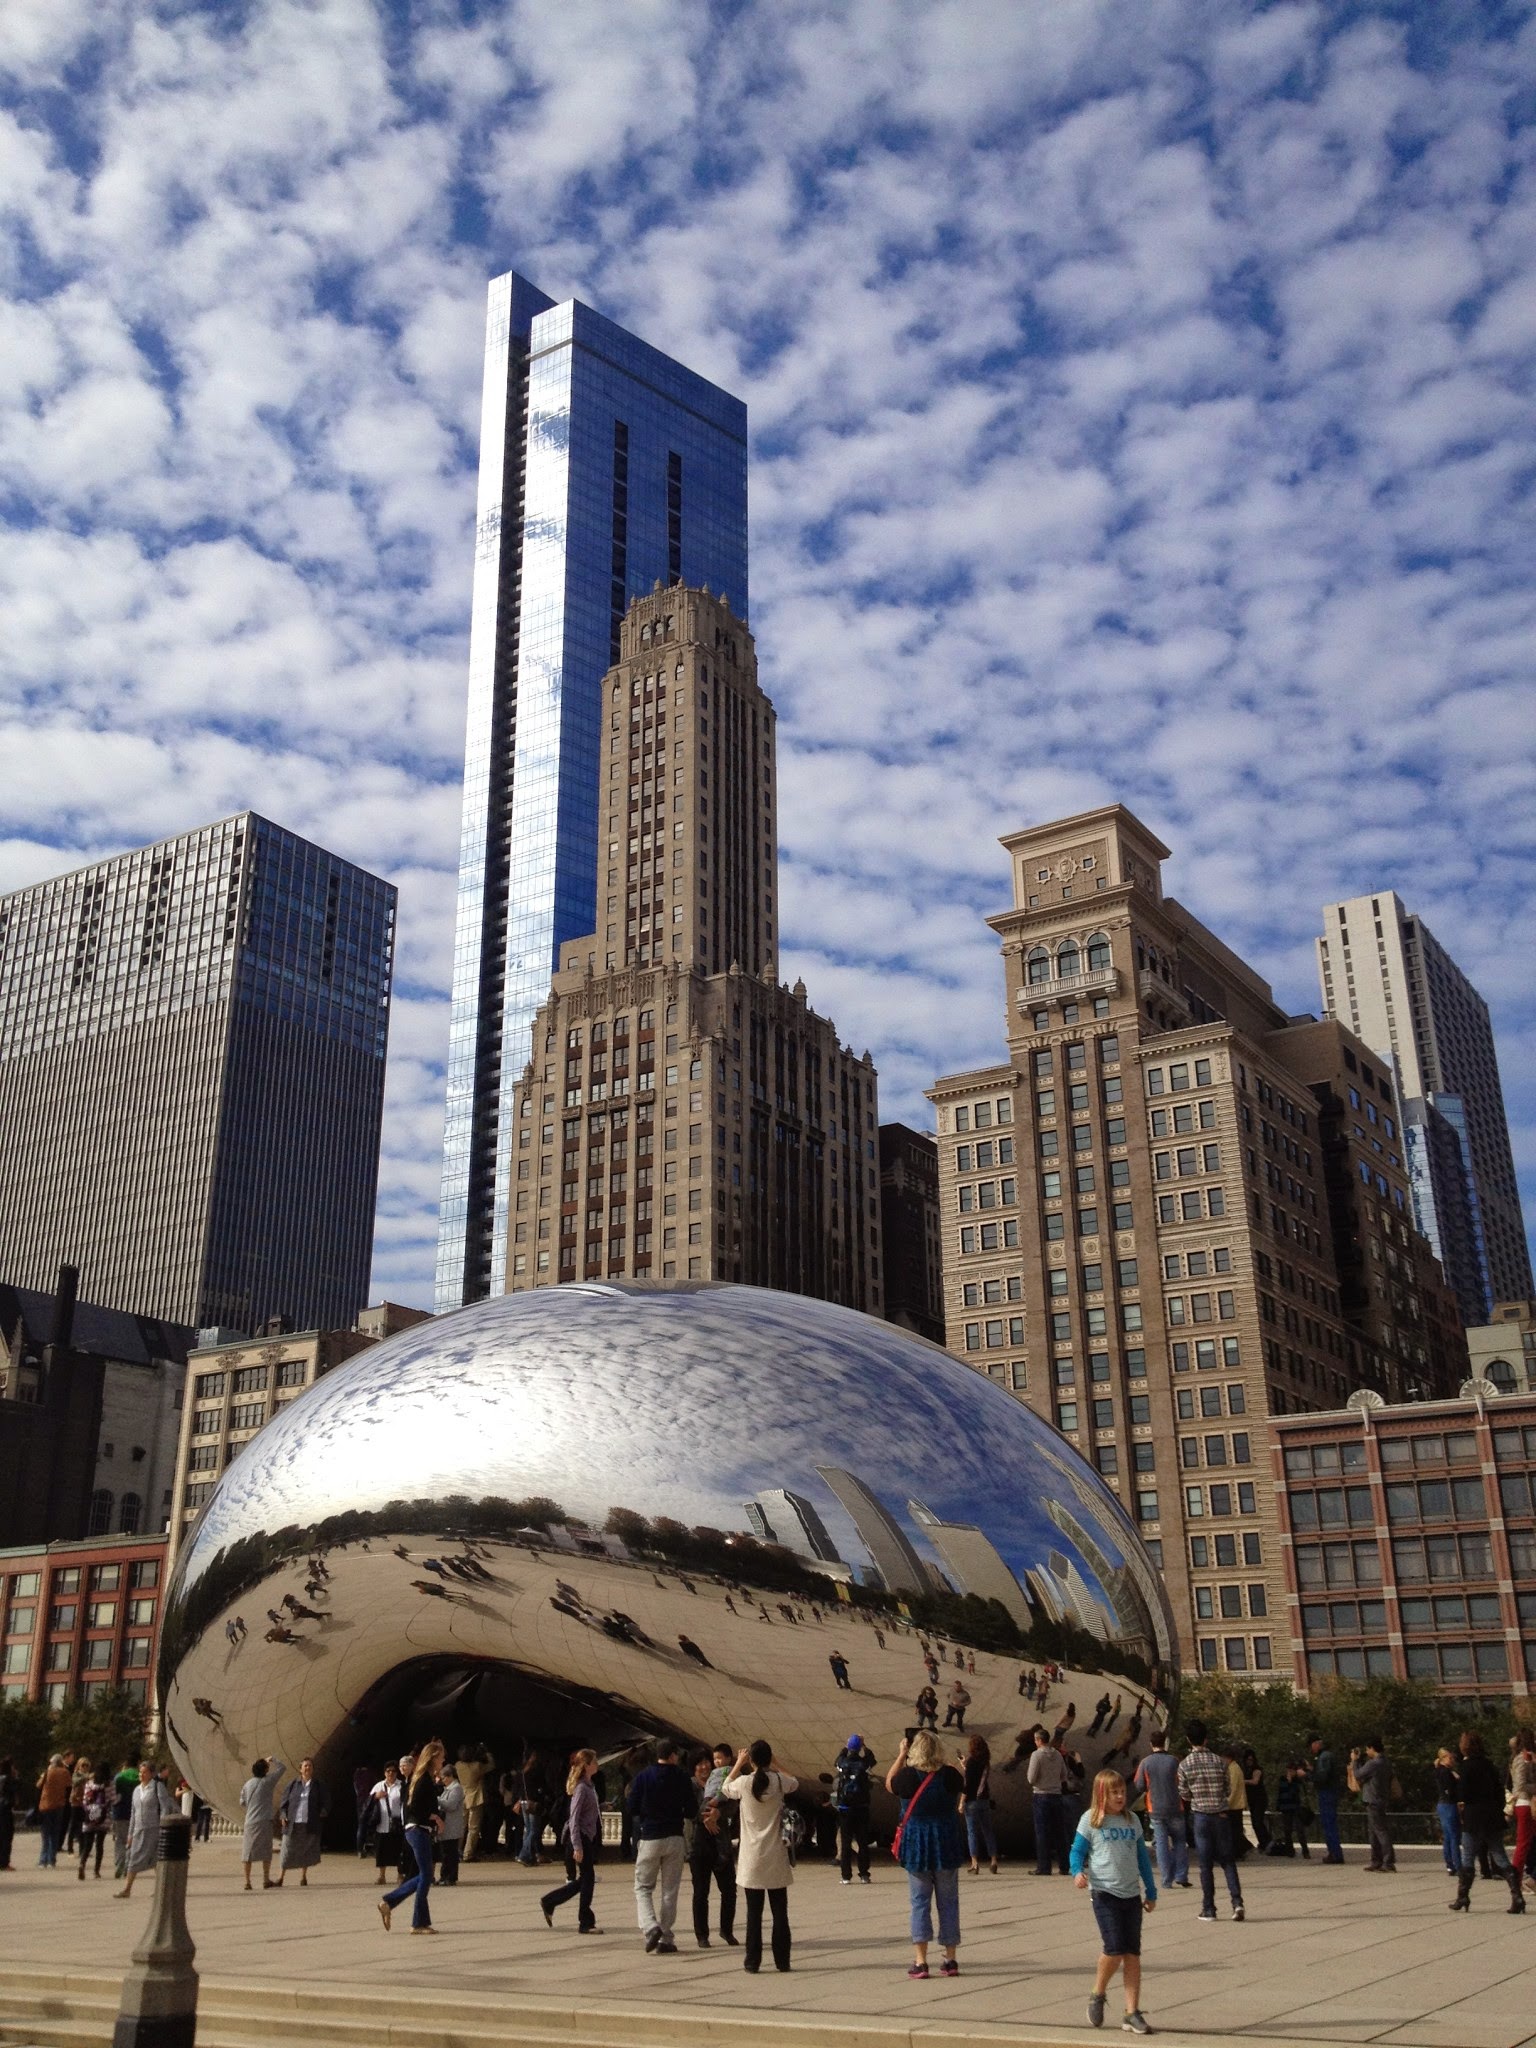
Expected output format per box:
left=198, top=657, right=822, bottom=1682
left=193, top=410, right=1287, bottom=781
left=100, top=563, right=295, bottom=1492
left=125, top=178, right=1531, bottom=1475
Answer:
left=1176, top=1675, right=1533, bottom=1807
left=55, top=1686, right=151, bottom=1773
left=0, top=1697, right=54, bottom=1788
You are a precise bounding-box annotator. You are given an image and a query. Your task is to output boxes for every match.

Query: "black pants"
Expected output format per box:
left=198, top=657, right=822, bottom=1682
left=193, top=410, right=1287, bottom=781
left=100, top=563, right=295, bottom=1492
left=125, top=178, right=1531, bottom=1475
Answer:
left=542, top=1841, right=599, bottom=1930
left=743, top=1886, right=790, bottom=1971
left=438, top=1839, right=461, bottom=1885
left=838, top=1812, right=870, bottom=1881
left=690, top=1840, right=736, bottom=1940
left=0, top=1808, right=13, bottom=1868
left=78, top=1828, right=106, bottom=1876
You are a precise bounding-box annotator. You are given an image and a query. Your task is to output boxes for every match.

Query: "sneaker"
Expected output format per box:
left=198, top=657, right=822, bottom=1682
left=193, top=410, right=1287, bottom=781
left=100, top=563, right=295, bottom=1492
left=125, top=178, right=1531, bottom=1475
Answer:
left=908, top=1963, right=930, bottom=1979
left=1088, top=1993, right=1107, bottom=2028
left=1197, top=1909, right=1217, bottom=1922
left=940, top=1959, right=959, bottom=1977
left=840, top=1876, right=852, bottom=1885
left=1231, top=1904, right=1245, bottom=1922
left=858, top=1873, right=872, bottom=1884
left=644, top=1926, right=663, bottom=1953
left=657, top=1940, right=679, bottom=1955
left=1122, top=2013, right=1152, bottom=2034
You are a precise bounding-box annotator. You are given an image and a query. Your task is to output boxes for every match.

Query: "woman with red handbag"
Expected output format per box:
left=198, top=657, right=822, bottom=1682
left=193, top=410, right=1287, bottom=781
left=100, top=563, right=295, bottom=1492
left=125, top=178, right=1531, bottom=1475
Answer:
left=885, top=1731, right=966, bottom=1980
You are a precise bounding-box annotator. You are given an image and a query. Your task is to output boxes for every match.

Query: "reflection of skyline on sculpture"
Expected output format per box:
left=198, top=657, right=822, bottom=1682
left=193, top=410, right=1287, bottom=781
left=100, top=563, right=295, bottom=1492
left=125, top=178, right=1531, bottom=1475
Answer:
left=161, top=1284, right=1177, bottom=1833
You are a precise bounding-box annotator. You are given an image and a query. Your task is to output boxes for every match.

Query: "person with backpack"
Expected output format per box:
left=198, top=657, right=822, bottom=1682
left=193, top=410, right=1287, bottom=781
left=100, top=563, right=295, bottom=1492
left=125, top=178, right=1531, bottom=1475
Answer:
left=832, top=1734, right=876, bottom=1885
left=720, top=1740, right=797, bottom=1973
left=886, top=1729, right=966, bottom=1980
left=77, top=1766, right=113, bottom=1880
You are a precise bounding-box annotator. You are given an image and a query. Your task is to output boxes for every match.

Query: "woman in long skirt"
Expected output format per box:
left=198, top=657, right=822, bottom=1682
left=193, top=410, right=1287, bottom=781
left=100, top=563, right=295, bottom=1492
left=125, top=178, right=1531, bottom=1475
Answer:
left=116, top=1763, right=175, bottom=1899
left=276, top=1759, right=330, bottom=1887
left=240, top=1758, right=282, bottom=1891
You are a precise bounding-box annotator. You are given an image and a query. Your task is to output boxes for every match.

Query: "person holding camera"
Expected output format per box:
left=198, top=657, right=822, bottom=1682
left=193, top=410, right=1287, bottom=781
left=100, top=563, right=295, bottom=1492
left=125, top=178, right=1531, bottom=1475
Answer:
left=1347, top=1739, right=1396, bottom=1873
left=720, top=1741, right=796, bottom=1973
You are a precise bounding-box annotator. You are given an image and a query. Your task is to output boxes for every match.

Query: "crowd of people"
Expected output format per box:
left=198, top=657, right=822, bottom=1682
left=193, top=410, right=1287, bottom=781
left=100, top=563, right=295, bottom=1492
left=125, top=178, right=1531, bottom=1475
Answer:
left=0, top=1749, right=209, bottom=1892
left=8, top=1672, right=1536, bottom=2035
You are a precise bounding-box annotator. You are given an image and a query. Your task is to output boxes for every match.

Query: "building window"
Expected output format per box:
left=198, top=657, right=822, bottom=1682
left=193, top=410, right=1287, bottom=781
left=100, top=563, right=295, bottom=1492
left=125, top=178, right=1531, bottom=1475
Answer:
left=87, top=1490, right=113, bottom=1537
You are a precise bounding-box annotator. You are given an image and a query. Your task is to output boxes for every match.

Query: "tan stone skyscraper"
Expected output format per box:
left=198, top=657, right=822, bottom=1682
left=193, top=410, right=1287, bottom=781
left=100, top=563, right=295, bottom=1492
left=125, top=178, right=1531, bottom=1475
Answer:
left=929, top=806, right=1463, bottom=1677
left=504, top=586, right=881, bottom=1307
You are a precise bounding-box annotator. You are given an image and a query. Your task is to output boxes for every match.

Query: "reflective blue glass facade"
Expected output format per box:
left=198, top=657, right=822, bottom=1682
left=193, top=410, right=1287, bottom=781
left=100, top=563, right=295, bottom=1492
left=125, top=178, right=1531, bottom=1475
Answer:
left=437, top=275, right=749, bottom=1311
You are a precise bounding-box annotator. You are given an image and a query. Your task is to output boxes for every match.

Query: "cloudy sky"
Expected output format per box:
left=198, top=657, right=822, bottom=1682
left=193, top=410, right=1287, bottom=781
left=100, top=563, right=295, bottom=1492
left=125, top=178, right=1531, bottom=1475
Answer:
left=2, top=0, right=1532, bottom=1310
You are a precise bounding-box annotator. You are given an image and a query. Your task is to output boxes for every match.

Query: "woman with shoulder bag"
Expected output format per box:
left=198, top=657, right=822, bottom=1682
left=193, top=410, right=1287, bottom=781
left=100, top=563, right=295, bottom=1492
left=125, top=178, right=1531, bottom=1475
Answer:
left=720, top=1741, right=796, bottom=1973
left=886, top=1730, right=967, bottom=1980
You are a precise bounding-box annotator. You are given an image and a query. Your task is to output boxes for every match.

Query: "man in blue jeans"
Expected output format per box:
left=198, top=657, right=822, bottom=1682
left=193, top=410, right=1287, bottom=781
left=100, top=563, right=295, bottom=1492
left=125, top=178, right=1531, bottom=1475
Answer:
left=1306, top=1734, right=1344, bottom=1864
left=1026, top=1730, right=1069, bottom=1874
left=1133, top=1730, right=1189, bottom=1887
left=1176, top=1720, right=1244, bottom=1921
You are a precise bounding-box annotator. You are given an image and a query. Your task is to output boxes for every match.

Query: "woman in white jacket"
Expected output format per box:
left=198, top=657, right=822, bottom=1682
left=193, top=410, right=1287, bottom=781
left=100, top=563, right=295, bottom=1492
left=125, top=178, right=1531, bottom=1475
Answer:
left=720, top=1741, right=797, bottom=1974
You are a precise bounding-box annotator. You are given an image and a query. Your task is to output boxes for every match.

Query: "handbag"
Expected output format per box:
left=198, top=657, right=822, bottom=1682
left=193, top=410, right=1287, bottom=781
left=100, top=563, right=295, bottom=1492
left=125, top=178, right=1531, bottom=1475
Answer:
left=891, top=1771, right=938, bottom=1862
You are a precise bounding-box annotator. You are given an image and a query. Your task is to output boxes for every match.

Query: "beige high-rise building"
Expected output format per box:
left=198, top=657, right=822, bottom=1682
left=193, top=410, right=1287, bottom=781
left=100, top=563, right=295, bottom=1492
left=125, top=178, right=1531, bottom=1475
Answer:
left=929, top=806, right=1463, bottom=1678
left=167, top=1302, right=431, bottom=1566
left=504, top=587, right=881, bottom=1307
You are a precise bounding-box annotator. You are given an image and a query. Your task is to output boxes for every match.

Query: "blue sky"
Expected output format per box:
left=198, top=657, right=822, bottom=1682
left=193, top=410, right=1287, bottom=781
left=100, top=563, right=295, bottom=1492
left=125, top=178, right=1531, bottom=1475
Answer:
left=1, top=0, right=1532, bottom=1311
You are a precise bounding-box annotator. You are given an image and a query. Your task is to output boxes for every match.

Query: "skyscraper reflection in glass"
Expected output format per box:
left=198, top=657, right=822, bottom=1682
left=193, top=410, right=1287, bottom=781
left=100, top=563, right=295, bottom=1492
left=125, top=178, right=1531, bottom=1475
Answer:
left=436, top=274, right=749, bottom=1311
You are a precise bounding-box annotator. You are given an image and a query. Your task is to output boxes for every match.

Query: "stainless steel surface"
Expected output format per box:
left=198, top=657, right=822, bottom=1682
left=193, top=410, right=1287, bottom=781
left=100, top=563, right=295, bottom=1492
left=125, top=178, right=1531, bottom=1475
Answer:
left=161, top=1284, right=1176, bottom=1837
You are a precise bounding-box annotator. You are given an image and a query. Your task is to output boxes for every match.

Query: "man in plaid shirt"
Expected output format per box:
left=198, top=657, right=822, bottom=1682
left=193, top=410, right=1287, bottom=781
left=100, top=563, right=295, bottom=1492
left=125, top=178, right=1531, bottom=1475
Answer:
left=1177, top=1720, right=1245, bottom=1922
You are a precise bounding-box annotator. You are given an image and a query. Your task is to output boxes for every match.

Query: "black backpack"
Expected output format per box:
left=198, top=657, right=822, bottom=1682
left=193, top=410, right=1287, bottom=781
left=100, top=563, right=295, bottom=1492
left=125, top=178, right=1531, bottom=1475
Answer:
left=834, top=1749, right=872, bottom=1810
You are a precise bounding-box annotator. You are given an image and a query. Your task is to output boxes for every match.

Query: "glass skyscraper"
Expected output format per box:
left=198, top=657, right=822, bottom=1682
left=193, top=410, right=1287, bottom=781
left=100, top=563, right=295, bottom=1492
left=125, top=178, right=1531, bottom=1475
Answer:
left=0, top=814, right=395, bottom=1332
left=436, top=272, right=749, bottom=1311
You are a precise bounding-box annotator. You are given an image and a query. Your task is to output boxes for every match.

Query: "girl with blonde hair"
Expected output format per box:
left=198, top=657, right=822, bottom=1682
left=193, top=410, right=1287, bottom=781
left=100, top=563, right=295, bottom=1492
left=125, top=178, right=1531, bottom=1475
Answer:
left=1070, top=1768, right=1157, bottom=2034
left=378, top=1739, right=445, bottom=1934
left=541, top=1750, right=603, bottom=1933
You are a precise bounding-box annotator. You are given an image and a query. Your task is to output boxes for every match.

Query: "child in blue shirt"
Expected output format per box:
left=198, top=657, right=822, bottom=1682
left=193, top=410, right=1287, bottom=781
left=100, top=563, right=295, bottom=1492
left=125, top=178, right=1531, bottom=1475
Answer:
left=1071, top=1768, right=1157, bottom=2034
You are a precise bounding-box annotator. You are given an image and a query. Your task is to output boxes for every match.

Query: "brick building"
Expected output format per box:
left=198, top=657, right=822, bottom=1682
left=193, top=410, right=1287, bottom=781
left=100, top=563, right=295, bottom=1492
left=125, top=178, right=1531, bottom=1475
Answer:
left=1273, top=1389, right=1536, bottom=1704
left=0, top=1531, right=166, bottom=1708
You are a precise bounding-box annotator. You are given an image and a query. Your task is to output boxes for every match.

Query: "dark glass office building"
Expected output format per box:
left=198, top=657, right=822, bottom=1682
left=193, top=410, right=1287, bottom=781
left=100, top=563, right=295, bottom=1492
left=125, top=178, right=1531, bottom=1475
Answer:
left=0, top=815, right=395, bottom=1332
left=436, top=274, right=749, bottom=1311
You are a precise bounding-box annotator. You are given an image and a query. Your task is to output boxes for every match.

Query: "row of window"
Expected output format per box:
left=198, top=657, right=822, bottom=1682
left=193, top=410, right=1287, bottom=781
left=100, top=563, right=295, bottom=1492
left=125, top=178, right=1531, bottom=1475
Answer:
left=1153, top=1144, right=1222, bottom=1179
left=1, top=1561, right=157, bottom=1599
left=1040, top=1121, right=1127, bottom=1156
left=1191, top=1531, right=1263, bottom=1568
left=1145, top=1060, right=1213, bottom=1095
left=1049, top=1305, right=1143, bottom=1342
left=1025, top=935, right=1112, bottom=982
left=1039, top=1080, right=1123, bottom=1117
left=1043, top=1162, right=1132, bottom=1199
left=1157, top=1187, right=1227, bottom=1221
left=1057, top=1392, right=1154, bottom=1432
left=1194, top=1582, right=1267, bottom=1620
left=952, top=1098, right=1013, bottom=1132
left=1166, top=1290, right=1237, bottom=1324
left=1149, top=1100, right=1217, bottom=1136
left=2, top=1636, right=154, bottom=1675
left=193, top=1359, right=306, bottom=1399
left=1045, top=1202, right=1135, bottom=1239
left=1180, top=1432, right=1252, bottom=1468
left=954, top=1137, right=1013, bottom=1170
left=1171, top=1336, right=1243, bottom=1372
left=1196, top=1636, right=1273, bottom=1673
left=1184, top=1481, right=1259, bottom=1518
left=1031, top=1038, right=1118, bottom=1077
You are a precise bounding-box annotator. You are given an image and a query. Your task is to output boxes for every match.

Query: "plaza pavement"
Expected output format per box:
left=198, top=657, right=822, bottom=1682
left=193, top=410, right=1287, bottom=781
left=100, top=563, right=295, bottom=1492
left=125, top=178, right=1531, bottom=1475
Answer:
left=0, top=1836, right=1533, bottom=2048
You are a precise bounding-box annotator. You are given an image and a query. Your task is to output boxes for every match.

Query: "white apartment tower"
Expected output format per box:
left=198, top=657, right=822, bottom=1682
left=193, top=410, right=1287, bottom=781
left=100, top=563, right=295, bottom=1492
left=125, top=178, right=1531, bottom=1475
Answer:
left=1316, top=893, right=1531, bottom=1324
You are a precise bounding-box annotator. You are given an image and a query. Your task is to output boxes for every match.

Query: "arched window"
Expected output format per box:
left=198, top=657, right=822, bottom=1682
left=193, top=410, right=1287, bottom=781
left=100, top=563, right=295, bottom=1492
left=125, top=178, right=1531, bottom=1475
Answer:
left=118, top=1493, right=142, bottom=1535
left=1486, top=1358, right=1518, bottom=1392
left=1056, top=941, right=1081, bottom=979
left=1086, top=933, right=1111, bottom=972
left=88, top=1489, right=113, bottom=1537
left=1027, top=948, right=1051, bottom=985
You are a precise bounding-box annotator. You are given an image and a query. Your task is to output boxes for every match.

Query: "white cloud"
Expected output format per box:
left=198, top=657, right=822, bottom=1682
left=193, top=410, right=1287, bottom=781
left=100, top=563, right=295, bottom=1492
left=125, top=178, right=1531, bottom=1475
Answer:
left=2, top=0, right=1533, bottom=1303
